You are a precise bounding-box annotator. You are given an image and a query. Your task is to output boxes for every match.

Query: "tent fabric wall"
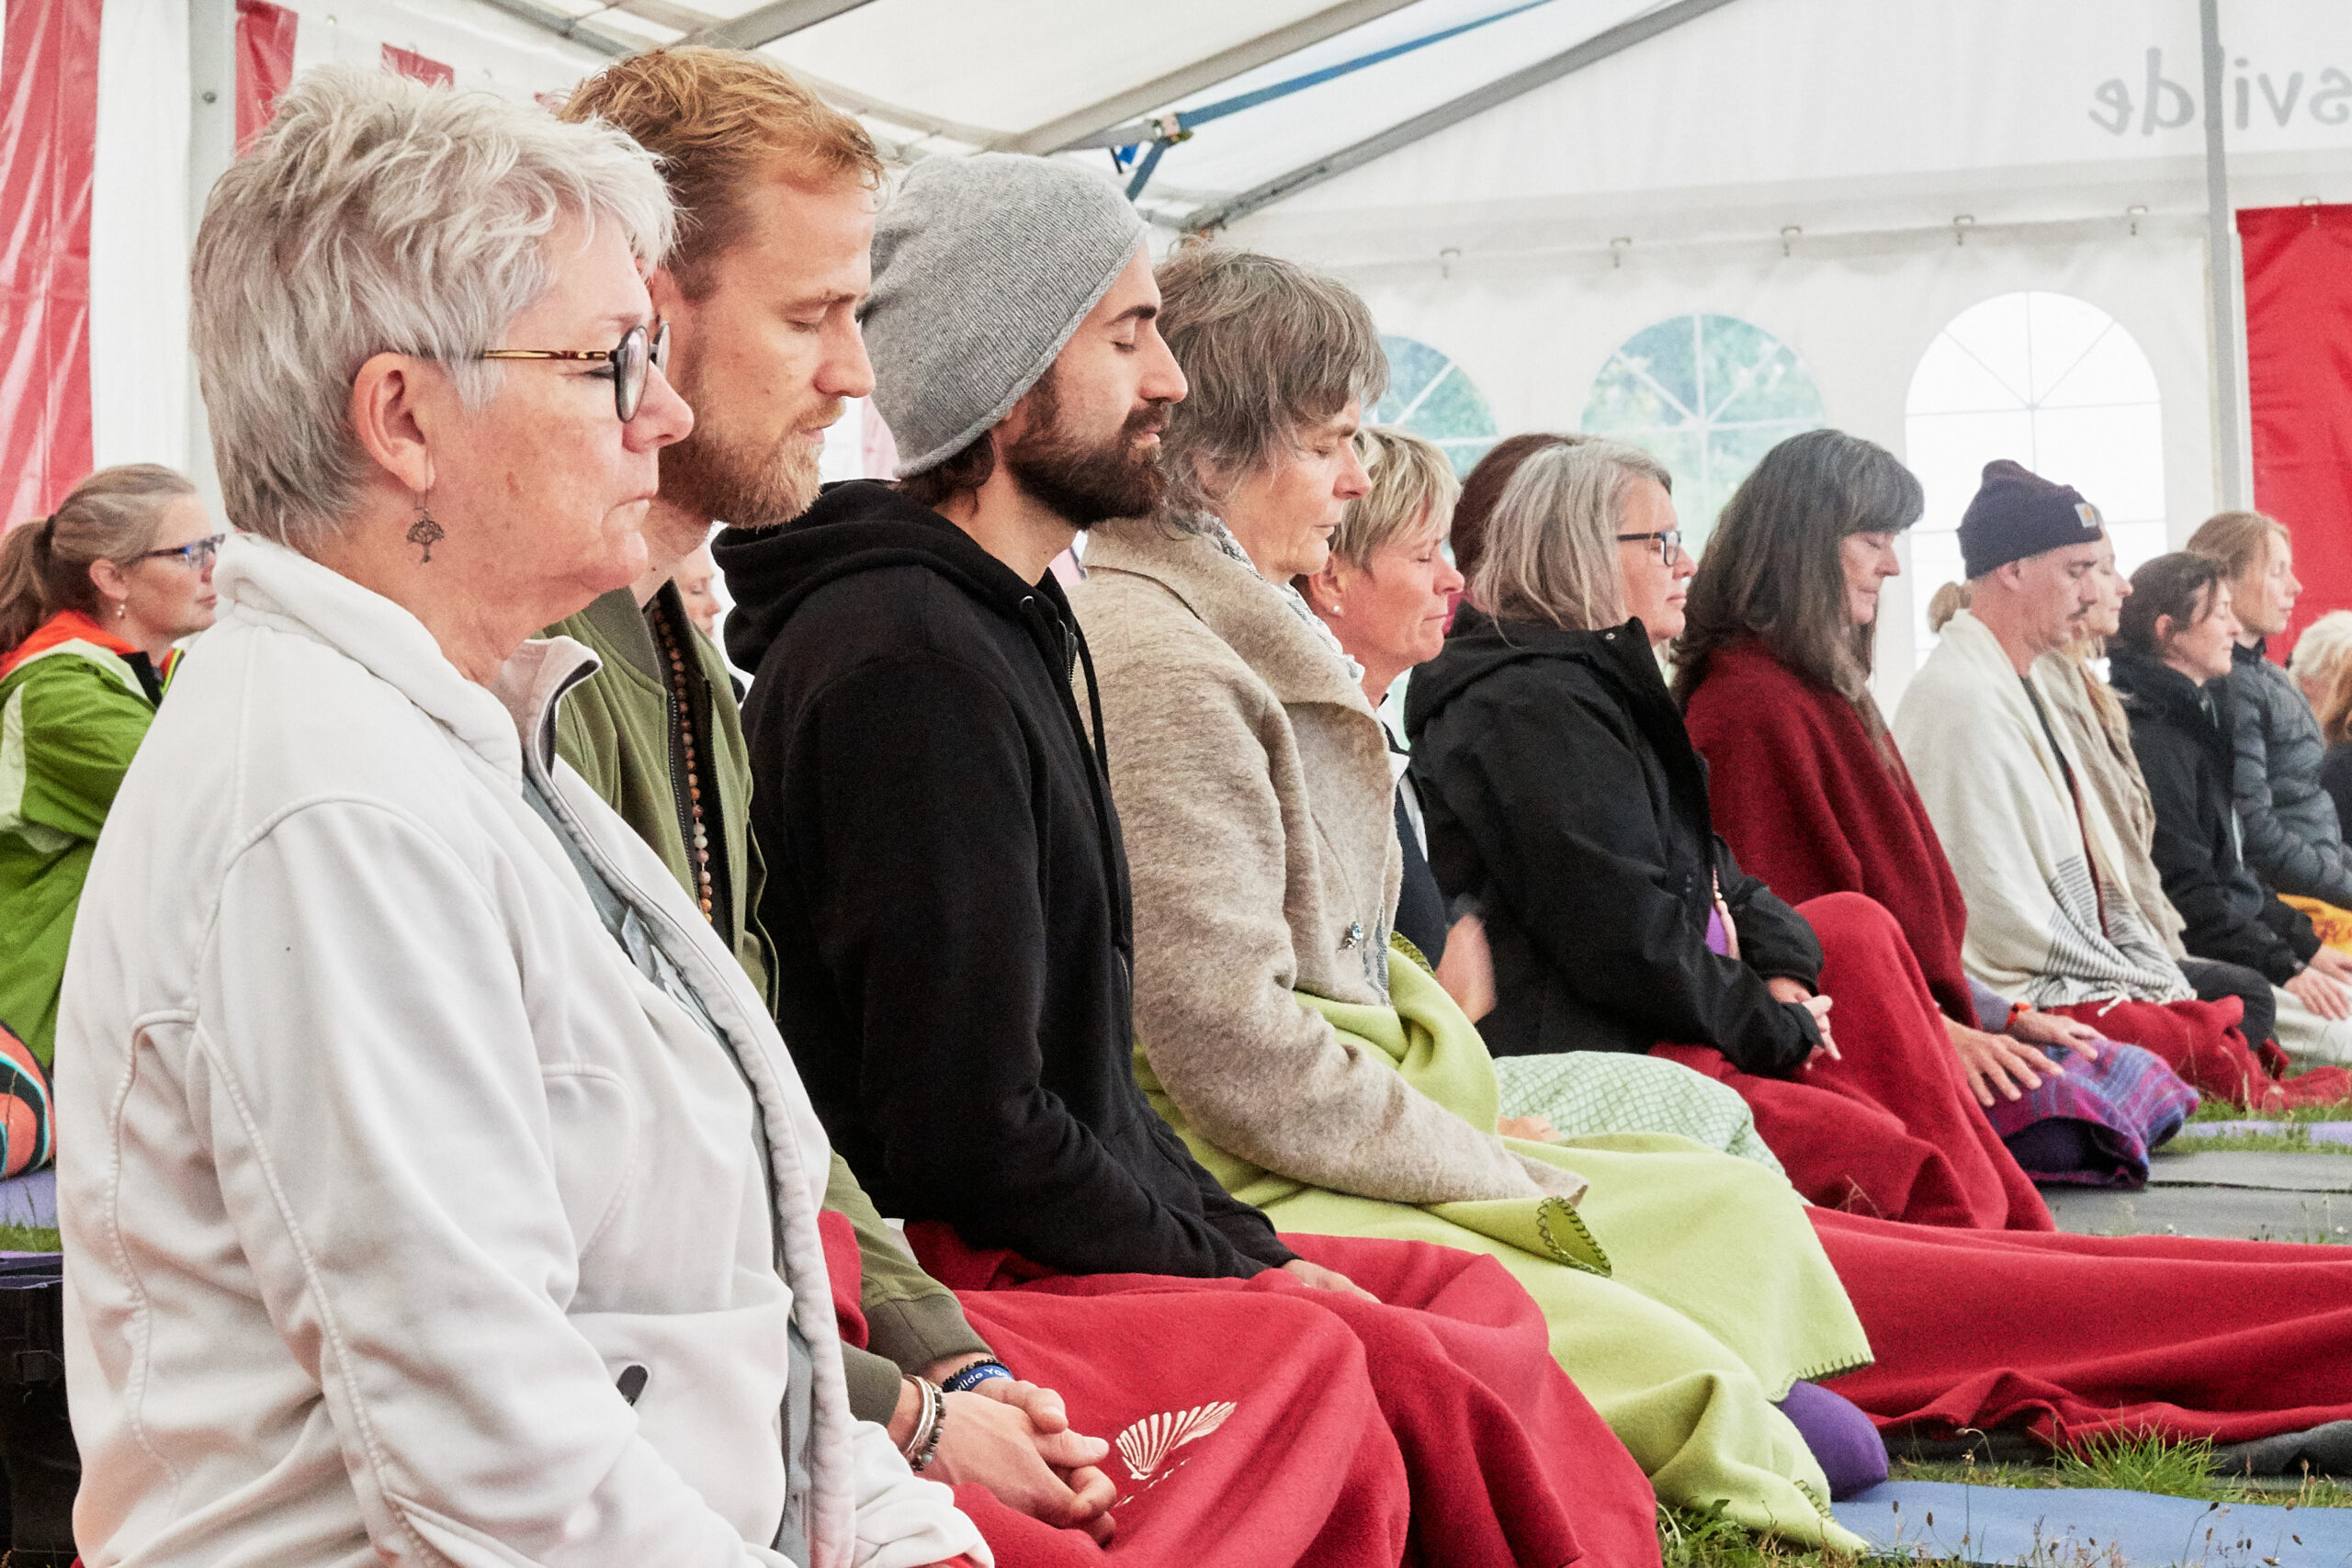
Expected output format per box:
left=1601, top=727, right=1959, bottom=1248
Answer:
left=88, top=0, right=188, bottom=478
left=1328, top=222, right=2215, bottom=713
left=0, top=0, right=98, bottom=528
left=2241, top=202, right=2352, bottom=660
left=238, top=0, right=299, bottom=147
left=381, top=41, right=452, bottom=85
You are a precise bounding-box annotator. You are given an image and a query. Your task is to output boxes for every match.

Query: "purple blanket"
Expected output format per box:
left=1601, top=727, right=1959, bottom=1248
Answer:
left=1971, top=980, right=2198, bottom=1187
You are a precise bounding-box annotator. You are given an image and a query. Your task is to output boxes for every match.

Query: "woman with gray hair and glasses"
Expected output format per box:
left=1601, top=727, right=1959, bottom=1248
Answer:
left=1407, top=437, right=2056, bottom=1233
left=54, top=68, right=983, bottom=1568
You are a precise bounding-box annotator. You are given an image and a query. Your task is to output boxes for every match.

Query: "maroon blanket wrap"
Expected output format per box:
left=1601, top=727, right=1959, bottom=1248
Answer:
left=1813, top=1208, right=2352, bottom=1448
left=1682, top=641, right=2352, bottom=1110
left=1684, top=640, right=1979, bottom=1027
left=832, top=1219, right=1659, bottom=1568
left=1655, top=893, right=2052, bottom=1231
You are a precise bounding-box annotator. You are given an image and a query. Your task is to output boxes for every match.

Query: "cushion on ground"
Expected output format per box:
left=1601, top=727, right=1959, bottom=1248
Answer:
left=1832, top=1480, right=2352, bottom=1566
left=2213, top=1421, right=2352, bottom=1483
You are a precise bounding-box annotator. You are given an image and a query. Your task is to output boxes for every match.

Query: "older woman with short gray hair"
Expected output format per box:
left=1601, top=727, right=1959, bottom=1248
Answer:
left=56, top=68, right=981, bottom=1568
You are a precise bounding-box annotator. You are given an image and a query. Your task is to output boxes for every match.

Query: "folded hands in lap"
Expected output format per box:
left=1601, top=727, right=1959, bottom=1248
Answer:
left=897, top=1360, right=1118, bottom=1543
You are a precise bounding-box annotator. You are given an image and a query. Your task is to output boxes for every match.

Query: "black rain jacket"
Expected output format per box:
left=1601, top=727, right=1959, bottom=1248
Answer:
left=2110, top=648, right=2317, bottom=987
left=1404, top=605, right=1823, bottom=1072
left=718, top=481, right=1292, bottom=1280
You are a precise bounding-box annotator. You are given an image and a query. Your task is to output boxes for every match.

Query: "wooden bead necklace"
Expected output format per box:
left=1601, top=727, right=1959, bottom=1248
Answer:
left=651, top=607, right=717, bottom=920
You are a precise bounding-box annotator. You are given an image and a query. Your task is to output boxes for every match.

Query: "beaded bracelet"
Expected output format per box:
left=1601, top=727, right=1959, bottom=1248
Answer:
left=940, top=1359, right=1014, bottom=1394
left=899, top=1377, right=946, bottom=1472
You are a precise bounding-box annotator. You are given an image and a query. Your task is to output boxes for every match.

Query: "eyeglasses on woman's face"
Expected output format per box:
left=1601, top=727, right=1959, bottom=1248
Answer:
left=140, top=534, right=229, bottom=570
left=481, top=319, right=672, bottom=423
left=1615, top=528, right=1683, bottom=567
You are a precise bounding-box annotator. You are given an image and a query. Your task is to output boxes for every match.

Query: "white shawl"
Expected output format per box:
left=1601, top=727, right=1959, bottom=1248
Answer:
left=1894, top=609, right=2191, bottom=1007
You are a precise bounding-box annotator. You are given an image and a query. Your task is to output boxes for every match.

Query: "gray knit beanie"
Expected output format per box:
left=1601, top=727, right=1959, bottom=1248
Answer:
left=862, top=153, right=1147, bottom=477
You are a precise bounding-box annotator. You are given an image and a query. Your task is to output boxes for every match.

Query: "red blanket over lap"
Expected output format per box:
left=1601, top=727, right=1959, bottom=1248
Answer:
left=1656, top=892, right=2052, bottom=1231
left=893, top=1223, right=1660, bottom=1568
left=2043, top=995, right=2352, bottom=1110
left=1812, top=1207, right=2352, bottom=1447
left=1685, top=640, right=1979, bottom=1028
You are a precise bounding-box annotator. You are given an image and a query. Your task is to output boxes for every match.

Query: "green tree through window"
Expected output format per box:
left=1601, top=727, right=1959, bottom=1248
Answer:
left=1374, top=335, right=1499, bottom=478
left=1581, top=313, right=1826, bottom=550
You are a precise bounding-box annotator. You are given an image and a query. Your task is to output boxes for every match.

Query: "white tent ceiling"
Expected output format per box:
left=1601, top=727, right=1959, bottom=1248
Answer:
left=88, top=0, right=2352, bottom=703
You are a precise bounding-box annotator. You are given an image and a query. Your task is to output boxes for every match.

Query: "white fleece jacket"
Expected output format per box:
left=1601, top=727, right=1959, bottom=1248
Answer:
left=56, top=536, right=985, bottom=1568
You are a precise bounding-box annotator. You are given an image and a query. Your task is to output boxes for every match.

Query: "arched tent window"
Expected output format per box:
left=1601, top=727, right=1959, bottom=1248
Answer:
left=1580, top=313, right=1826, bottom=552
left=1904, top=292, right=2165, bottom=665
left=1374, top=335, right=1499, bottom=478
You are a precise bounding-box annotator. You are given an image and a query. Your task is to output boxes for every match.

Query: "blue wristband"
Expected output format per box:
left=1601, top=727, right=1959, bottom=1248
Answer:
left=941, top=1360, right=1014, bottom=1394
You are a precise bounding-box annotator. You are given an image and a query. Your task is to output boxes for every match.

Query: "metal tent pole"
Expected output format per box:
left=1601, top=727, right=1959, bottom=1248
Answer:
left=2201, top=0, right=2247, bottom=512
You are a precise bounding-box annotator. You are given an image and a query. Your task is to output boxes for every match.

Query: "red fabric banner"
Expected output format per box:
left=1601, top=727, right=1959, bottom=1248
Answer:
left=381, top=44, right=453, bottom=86
left=235, top=0, right=300, bottom=149
left=2240, top=203, right=2352, bottom=660
left=0, top=0, right=99, bottom=530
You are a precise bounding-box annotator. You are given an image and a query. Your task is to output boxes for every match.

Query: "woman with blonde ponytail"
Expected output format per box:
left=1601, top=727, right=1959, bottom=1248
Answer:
left=0, top=463, right=214, bottom=1070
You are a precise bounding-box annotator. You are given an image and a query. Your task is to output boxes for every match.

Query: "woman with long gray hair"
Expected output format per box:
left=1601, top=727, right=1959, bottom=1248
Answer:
left=54, top=68, right=981, bottom=1568
left=1408, top=434, right=2056, bottom=1231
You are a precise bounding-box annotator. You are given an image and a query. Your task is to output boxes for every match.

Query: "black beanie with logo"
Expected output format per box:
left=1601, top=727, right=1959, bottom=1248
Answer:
left=1957, top=459, right=2106, bottom=579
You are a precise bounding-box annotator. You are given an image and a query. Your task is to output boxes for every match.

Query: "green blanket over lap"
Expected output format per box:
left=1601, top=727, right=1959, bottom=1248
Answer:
left=1138, top=949, right=1876, bottom=1551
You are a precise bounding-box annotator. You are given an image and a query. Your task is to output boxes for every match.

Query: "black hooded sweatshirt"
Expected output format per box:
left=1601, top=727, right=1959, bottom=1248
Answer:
left=718, top=481, right=1292, bottom=1280
left=2109, top=647, right=2319, bottom=986
left=1404, top=604, right=1824, bottom=1071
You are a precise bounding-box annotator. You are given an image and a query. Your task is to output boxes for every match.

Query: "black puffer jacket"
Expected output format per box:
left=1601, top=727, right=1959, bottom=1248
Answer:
left=718, top=481, right=1293, bottom=1280
left=2111, top=648, right=2318, bottom=986
left=2226, top=638, right=2352, bottom=908
left=1404, top=605, right=1823, bottom=1072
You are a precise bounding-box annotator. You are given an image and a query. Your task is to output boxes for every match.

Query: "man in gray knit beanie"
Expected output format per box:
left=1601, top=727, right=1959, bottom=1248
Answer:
left=860, top=152, right=1181, bottom=534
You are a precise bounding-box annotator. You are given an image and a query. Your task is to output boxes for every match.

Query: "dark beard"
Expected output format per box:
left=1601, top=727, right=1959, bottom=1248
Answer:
left=1001, top=378, right=1170, bottom=529
left=658, top=361, right=831, bottom=530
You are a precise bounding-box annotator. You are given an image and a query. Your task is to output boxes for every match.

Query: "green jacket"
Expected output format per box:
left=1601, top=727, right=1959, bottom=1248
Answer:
left=550, top=584, right=775, bottom=1002
left=547, top=586, right=989, bottom=1421
left=1, top=615, right=168, bottom=1067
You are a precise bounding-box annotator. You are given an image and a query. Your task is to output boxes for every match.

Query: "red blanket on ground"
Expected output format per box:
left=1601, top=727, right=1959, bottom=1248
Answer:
left=2043, top=995, right=2352, bottom=1109
left=1813, top=1208, right=2352, bottom=1447
left=842, top=1220, right=1659, bottom=1568
left=1657, top=893, right=2052, bottom=1231
left=1684, top=640, right=1978, bottom=1028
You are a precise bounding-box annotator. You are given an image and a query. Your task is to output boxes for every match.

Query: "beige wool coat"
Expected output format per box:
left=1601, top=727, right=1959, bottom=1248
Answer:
left=2034, top=649, right=2191, bottom=960
left=1073, top=518, right=1572, bottom=1205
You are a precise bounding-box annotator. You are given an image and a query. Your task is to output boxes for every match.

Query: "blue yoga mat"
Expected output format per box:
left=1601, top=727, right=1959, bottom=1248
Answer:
left=1832, top=1481, right=2352, bottom=1565
left=2177, top=1121, right=2352, bottom=1146
left=0, top=1168, right=52, bottom=1228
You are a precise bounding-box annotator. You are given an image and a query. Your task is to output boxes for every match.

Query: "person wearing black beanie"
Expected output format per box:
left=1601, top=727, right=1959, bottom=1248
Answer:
left=1896, top=459, right=2352, bottom=1108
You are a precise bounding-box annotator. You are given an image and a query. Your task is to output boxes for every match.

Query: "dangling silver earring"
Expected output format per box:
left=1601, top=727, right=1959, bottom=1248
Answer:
left=406, top=493, right=445, bottom=564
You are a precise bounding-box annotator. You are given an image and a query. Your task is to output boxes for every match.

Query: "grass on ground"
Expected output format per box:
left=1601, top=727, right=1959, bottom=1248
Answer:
left=2187, top=1096, right=2352, bottom=1123
left=2176, top=1091, right=2352, bottom=1154
left=0, top=1223, right=59, bottom=1251
left=1658, top=1434, right=2347, bottom=1568
left=2173, top=1124, right=2352, bottom=1156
